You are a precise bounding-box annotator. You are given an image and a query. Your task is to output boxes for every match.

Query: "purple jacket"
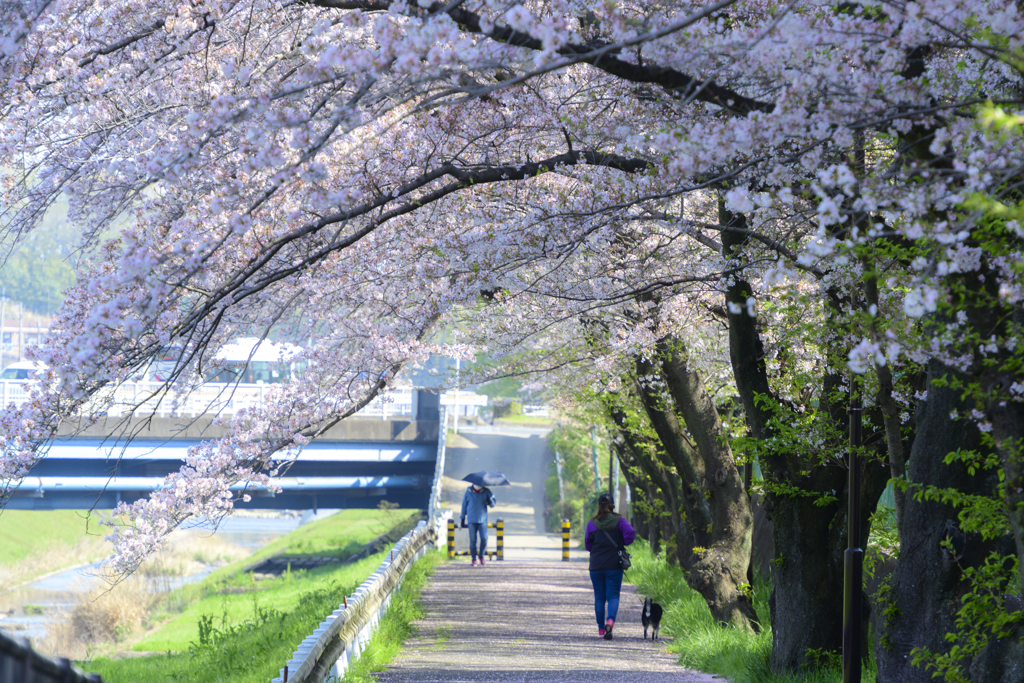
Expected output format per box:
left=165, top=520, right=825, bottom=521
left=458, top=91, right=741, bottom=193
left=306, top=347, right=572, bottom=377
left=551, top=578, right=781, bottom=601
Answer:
left=585, top=515, right=636, bottom=572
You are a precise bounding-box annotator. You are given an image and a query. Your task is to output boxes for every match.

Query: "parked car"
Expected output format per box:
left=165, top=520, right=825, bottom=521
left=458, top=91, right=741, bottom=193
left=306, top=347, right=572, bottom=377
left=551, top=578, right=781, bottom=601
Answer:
left=0, top=360, right=48, bottom=380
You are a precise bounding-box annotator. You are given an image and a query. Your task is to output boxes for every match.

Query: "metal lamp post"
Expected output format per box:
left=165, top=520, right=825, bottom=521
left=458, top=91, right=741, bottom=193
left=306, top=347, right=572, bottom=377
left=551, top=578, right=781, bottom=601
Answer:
left=843, top=378, right=864, bottom=682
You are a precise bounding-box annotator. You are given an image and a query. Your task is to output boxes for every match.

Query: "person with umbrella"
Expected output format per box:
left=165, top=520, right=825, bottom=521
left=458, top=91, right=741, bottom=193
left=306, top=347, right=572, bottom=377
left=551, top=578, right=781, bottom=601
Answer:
left=460, top=471, right=505, bottom=566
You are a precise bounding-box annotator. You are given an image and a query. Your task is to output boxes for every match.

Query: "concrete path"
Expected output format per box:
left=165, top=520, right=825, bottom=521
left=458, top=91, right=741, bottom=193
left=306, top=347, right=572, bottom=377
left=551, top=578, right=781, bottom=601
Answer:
left=377, top=561, right=724, bottom=683
left=441, top=425, right=586, bottom=562
left=379, top=426, right=721, bottom=683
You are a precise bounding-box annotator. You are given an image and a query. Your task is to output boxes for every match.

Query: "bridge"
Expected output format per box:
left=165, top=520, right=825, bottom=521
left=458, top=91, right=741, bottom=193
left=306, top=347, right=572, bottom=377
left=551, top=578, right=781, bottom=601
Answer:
left=4, top=388, right=451, bottom=511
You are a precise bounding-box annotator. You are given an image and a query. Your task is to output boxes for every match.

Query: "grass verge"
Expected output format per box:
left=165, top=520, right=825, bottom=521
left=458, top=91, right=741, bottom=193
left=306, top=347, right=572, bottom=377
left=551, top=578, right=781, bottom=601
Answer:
left=202, top=508, right=418, bottom=584
left=71, top=508, right=416, bottom=677
left=132, top=552, right=391, bottom=653
left=340, top=549, right=442, bottom=683
left=83, top=556, right=388, bottom=682
left=625, top=541, right=876, bottom=683
left=0, top=510, right=110, bottom=586
left=493, top=415, right=553, bottom=426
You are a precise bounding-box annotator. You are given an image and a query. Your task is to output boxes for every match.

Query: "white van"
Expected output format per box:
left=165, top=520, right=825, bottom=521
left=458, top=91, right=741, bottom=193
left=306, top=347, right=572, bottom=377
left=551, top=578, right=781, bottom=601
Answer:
left=0, top=360, right=48, bottom=380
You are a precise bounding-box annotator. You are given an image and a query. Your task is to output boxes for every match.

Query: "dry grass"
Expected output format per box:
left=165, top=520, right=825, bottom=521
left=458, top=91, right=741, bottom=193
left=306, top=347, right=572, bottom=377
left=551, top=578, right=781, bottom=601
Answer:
left=35, top=530, right=250, bottom=660
left=143, top=530, right=251, bottom=579
left=38, top=574, right=155, bottom=660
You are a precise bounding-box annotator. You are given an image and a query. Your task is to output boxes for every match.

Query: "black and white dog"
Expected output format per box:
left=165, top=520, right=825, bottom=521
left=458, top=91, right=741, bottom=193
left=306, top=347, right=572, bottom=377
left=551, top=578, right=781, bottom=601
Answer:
left=641, top=597, right=663, bottom=640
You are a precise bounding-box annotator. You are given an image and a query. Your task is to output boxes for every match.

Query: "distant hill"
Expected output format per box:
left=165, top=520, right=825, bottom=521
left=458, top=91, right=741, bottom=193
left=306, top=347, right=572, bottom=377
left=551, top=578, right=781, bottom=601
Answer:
left=1, top=195, right=81, bottom=314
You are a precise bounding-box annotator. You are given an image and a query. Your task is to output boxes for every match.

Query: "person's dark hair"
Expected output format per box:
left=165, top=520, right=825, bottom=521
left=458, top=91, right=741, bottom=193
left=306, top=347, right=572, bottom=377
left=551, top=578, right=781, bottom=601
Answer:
left=591, top=493, right=615, bottom=521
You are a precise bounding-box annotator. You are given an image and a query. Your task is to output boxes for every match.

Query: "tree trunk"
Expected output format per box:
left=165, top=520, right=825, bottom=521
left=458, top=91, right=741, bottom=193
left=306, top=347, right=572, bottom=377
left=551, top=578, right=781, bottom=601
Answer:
left=991, top=306, right=1024, bottom=622
left=596, top=334, right=757, bottom=629
left=721, top=202, right=892, bottom=669
left=657, top=336, right=759, bottom=630
left=875, top=362, right=1014, bottom=682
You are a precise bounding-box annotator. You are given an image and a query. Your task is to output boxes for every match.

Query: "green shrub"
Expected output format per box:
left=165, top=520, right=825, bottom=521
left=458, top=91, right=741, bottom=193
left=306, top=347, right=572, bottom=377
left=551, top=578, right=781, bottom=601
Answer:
left=625, top=540, right=876, bottom=683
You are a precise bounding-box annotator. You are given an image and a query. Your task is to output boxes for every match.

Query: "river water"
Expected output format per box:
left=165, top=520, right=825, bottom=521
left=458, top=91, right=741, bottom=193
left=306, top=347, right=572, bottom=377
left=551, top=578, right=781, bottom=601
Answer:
left=0, top=512, right=332, bottom=640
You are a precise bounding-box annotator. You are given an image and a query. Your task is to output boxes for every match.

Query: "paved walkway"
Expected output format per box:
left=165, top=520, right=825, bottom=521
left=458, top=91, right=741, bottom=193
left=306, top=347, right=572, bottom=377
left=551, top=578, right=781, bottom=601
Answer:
left=387, top=426, right=721, bottom=682
left=378, top=561, right=723, bottom=683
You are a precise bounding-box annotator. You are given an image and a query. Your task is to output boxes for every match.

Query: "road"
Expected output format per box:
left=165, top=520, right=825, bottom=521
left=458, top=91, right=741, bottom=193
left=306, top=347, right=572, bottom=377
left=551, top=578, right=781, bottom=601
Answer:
left=440, top=425, right=585, bottom=561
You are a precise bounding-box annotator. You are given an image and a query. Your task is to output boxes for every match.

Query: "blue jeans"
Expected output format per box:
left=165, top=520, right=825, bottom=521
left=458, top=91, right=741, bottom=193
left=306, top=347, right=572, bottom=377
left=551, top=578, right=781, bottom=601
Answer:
left=468, top=522, right=488, bottom=560
left=590, top=569, right=623, bottom=627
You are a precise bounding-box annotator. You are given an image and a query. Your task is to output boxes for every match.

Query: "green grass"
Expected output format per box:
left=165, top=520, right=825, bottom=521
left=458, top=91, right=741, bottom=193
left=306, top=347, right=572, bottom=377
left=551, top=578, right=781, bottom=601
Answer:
left=85, top=559, right=383, bottom=683
left=625, top=541, right=876, bottom=683
left=133, top=552, right=390, bottom=652
left=193, top=508, right=417, bottom=589
left=138, top=508, right=419, bottom=650
left=82, top=508, right=422, bottom=682
left=494, top=414, right=553, bottom=426
left=78, top=505, right=419, bottom=679
left=341, top=550, right=442, bottom=683
left=87, top=550, right=442, bottom=683
left=0, top=510, right=108, bottom=565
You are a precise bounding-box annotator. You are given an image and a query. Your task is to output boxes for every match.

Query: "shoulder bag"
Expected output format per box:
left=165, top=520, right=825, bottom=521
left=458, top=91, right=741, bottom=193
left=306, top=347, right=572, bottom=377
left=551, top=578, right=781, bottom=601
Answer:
left=599, top=528, right=632, bottom=571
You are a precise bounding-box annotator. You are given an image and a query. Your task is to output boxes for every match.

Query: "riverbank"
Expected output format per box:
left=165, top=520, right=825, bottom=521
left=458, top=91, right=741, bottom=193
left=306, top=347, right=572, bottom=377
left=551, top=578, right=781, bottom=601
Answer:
left=0, top=510, right=111, bottom=589
left=78, top=508, right=421, bottom=682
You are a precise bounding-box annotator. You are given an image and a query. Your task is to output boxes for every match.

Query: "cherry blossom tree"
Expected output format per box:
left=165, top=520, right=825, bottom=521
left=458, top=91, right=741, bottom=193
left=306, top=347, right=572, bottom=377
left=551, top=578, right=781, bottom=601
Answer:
left=2, top=0, right=1024, bottom=678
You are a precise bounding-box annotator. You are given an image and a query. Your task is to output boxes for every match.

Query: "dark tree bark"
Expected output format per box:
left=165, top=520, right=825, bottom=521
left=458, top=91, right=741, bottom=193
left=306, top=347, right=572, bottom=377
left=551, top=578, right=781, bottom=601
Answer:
left=627, top=334, right=759, bottom=631
left=876, top=263, right=1024, bottom=682
left=721, top=201, right=888, bottom=670
left=874, top=363, right=1014, bottom=682
left=592, top=319, right=758, bottom=630
left=992, top=306, right=1024, bottom=618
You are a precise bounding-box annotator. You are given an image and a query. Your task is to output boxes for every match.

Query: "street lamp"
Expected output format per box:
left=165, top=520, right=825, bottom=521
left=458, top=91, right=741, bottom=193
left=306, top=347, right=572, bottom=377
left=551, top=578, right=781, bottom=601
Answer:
left=843, top=377, right=864, bottom=683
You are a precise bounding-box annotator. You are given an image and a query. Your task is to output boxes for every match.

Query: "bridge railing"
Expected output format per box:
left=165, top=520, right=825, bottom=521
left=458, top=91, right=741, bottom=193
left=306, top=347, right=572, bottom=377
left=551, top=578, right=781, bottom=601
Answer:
left=0, top=380, right=486, bottom=421
left=0, top=379, right=416, bottom=419
left=0, top=380, right=34, bottom=407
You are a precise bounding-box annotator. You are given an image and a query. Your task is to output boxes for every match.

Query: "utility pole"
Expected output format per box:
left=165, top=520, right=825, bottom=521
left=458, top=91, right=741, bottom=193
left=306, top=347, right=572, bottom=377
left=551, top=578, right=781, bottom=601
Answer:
left=453, top=357, right=460, bottom=434
left=845, top=127, right=869, bottom=683
left=591, top=426, right=601, bottom=490
left=555, top=450, right=565, bottom=504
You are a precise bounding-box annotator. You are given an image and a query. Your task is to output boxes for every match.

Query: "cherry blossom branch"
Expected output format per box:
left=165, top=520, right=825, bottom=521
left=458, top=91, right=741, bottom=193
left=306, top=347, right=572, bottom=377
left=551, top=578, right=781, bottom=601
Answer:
left=168, top=149, right=652, bottom=341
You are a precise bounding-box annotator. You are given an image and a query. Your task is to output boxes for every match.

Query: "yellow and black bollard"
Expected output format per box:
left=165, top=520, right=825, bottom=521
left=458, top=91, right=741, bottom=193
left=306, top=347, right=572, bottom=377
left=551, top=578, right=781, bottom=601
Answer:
left=562, top=518, right=571, bottom=561
left=497, top=518, right=504, bottom=560
left=447, top=518, right=456, bottom=559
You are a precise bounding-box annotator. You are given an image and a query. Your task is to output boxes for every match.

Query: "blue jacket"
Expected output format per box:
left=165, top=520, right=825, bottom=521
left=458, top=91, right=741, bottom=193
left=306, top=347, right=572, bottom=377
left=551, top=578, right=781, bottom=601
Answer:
left=460, top=486, right=496, bottom=524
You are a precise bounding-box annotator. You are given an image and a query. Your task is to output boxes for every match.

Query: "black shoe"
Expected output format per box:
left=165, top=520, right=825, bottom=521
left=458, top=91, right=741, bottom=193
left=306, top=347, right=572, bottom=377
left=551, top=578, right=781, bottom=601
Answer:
left=604, top=620, right=614, bottom=640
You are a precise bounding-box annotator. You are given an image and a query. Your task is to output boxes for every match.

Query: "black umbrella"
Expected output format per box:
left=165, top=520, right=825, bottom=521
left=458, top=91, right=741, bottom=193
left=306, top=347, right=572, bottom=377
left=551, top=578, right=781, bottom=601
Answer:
left=461, top=470, right=510, bottom=487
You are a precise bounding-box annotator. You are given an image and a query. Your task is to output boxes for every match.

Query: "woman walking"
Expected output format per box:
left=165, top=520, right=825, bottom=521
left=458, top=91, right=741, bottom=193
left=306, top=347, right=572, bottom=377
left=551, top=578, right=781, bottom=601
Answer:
left=585, top=492, right=635, bottom=639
